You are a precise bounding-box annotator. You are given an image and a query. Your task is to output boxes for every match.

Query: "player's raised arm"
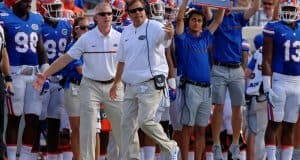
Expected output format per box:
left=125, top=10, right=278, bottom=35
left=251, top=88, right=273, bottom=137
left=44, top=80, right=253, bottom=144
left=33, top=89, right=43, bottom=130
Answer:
left=243, top=0, right=260, bottom=20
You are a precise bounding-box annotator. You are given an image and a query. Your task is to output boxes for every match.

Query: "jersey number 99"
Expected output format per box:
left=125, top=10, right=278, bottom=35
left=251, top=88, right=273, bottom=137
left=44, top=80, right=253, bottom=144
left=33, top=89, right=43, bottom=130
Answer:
left=44, top=38, right=67, bottom=59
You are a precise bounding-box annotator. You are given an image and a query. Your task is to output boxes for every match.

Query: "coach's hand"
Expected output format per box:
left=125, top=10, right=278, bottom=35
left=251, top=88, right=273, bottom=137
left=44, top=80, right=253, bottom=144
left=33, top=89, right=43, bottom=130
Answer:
left=33, top=73, right=47, bottom=91
left=109, top=82, right=118, bottom=100
left=163, top=21, right=174, bottom=40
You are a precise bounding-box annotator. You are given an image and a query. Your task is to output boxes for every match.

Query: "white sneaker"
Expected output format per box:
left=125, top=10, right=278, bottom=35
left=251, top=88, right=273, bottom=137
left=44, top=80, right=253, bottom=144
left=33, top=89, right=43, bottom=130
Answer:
left=170, top=146, right=179, bottom=160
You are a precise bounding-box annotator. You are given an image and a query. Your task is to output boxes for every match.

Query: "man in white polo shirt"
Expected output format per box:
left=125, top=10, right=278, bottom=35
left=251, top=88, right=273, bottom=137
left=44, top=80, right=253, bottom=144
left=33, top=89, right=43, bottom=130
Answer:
left=109, top=0, right=179, bottom=159
left=33, top=2, right=125, bottom=160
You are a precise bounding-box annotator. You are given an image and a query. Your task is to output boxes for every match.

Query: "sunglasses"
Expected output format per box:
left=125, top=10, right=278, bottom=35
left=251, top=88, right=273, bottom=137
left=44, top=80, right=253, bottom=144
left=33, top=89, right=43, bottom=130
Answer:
left=76, top=25, right=90, bottom=30
left=97, top=12, right=113, bottom=16
left=128, top=7, right=145, bottom=14
left=263, top=2, right=273, bottom=6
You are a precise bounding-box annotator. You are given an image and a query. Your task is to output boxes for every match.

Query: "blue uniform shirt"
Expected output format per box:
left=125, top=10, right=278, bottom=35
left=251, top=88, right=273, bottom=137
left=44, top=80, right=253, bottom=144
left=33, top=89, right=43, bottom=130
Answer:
left=175, top=29, right=213, bottom=83
left=264, top=21, right=300, bottom=76
left=212, top=12, right=249, bottom=63
left=0, top=10, right=43, bottom=66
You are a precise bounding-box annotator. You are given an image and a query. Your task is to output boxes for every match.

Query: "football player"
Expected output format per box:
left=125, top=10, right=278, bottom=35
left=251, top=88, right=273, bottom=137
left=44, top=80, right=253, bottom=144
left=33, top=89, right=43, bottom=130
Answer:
left=1, top=0, right=48, bottom=160
left=36, top=0, right=72, bottom=159
left=263, top=0, right=300, bottom=159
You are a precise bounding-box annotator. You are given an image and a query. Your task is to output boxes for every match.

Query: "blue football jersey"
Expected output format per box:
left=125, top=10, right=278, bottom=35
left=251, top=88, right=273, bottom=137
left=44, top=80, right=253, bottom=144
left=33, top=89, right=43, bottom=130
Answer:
left=0, top=2, right=9, bottom=13
left=0, top=10, right=44, bottom=66
left=263, top=21, right=300, bottom=76
left=41, top=20, right=71, bottom=64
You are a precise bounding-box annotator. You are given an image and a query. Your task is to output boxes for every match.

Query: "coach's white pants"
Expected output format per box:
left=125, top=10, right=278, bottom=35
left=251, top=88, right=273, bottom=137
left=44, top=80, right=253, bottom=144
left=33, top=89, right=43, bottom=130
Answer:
left=121, top=80, right=177, bottom=159
left=79, top=78, right=123, bottom=160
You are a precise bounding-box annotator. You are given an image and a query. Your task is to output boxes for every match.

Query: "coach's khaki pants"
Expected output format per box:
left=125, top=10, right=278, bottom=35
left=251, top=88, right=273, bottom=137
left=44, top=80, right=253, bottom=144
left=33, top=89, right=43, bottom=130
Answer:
left=79, top=78, right=123, bottom=160
left=121, top=80, right=177, bottom=159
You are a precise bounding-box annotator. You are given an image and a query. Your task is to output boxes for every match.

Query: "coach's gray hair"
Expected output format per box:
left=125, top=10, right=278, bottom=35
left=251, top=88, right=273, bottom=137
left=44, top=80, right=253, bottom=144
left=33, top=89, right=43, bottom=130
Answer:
left=94, top=2, right=112, bottom=13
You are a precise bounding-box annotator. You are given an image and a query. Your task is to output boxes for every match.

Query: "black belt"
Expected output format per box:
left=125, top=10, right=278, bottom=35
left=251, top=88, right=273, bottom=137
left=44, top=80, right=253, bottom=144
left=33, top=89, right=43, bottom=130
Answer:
left=70, top=78, right=81, bottom=85
left=92, top=78, right=114, bottom=84
left=214, top=62, right=241, bottom=68
left=184, top=79, right=210, bottom=87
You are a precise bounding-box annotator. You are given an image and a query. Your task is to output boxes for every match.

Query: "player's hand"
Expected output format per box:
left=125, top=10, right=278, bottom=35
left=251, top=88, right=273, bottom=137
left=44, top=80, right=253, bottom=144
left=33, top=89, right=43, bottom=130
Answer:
left=33, top=73, right=47, bottom=91
left=264, top=88, right=278, bottom=106
left=163, top=21, right=174, bottom=40
left=263, top=76, right=278, bottom=106
left=5, top=82, right=14, bottom=96
left=244, top=68, right=252, bottom=78
left=109, top=83, right=118, bottom=100
left=167, top=78, right=176, bottom=101
left=40, top=79, right=50, bottom=96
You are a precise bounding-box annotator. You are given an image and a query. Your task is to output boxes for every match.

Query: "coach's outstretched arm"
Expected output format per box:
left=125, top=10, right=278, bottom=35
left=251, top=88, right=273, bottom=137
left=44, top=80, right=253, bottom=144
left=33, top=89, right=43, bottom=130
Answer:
left=33, top=54, right=74, bottom=90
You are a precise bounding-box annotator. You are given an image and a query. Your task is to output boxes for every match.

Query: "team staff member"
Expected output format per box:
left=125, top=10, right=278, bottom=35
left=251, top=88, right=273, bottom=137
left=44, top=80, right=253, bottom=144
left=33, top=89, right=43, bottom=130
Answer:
left=210, top=0, right=260, bottom=159
left=175, top=0, right=225, bottom=158
left=0, top=24, right=13, bottom=160
left=109, top=0, right=179, bottom=159
left=34, top=3, right=124, bottom=160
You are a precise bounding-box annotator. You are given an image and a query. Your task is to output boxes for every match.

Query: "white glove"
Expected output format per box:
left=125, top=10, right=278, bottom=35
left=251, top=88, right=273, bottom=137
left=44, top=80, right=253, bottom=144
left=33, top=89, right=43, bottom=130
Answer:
left=167, top=78, right=176, bottom=89
left=263, top=76, right=278, bottom=106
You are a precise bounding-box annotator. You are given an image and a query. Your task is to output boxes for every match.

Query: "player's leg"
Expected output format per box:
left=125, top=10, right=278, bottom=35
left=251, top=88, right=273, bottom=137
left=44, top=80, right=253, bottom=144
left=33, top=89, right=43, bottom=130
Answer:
left=46, top=83, right=64, bottom=159
left=0, top=75, right=6, bottom=160
left=22, top=79, right=44, bottom=160
left=99, top=132, right=109, bottom=160
left=264, top=81, right=285, bottom=160
left=254, top=99, right=268, bottom=160
left=6, top=74, right=26, bottom=160
left=280, top=83, right=300, bottom=160
left=59, top=108, right=72, bottom=160
left=292, top=116, right=300, bottom=160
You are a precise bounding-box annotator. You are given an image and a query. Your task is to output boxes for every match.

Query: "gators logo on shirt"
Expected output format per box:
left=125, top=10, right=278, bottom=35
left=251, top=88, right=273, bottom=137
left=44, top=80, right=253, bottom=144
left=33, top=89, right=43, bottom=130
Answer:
left=31, top=24, right=39, bottom=31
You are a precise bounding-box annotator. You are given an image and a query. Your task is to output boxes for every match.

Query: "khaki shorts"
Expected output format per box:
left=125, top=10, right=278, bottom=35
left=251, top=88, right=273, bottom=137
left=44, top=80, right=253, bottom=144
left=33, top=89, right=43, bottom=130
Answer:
left=64, top=83, right=80, bottom=117
left=211, top=65, right=245, bottom=106
left=181, top=84, right=211, bottom=127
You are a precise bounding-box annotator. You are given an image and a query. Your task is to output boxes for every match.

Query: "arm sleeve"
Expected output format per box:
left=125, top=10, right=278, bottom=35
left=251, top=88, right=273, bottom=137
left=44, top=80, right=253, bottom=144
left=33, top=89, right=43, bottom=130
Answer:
left=67, top=35, right=86, bottom=60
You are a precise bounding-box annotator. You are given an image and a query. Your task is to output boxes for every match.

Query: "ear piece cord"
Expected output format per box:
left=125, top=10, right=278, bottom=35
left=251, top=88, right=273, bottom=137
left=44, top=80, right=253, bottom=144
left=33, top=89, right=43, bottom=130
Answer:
left=146, top=20, right=155, bottom=78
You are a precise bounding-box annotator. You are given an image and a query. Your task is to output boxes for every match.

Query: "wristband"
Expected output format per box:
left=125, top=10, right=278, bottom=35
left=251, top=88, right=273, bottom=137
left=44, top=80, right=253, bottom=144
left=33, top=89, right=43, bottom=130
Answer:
left=39, top=63, right=50, bottom=73
left=262, top=76, right=271, bottom=92
left=167, top=78, right=176, bottom=89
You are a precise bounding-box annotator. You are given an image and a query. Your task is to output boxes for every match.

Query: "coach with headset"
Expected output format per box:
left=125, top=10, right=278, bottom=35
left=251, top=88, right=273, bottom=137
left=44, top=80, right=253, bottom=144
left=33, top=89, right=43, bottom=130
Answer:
left=109, top=0, right=179, bottom=159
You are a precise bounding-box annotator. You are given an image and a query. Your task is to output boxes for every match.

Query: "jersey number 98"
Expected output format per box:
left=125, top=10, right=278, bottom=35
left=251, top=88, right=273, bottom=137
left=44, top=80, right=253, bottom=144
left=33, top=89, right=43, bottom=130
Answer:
left=15, top=32, right=38, bottom=53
